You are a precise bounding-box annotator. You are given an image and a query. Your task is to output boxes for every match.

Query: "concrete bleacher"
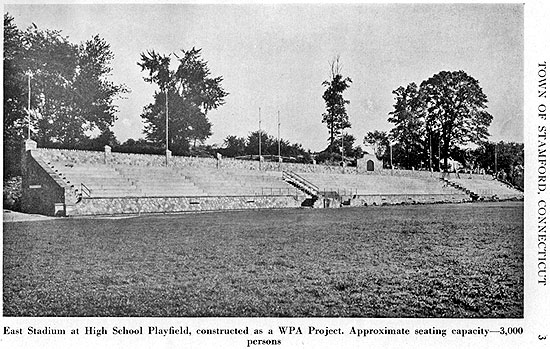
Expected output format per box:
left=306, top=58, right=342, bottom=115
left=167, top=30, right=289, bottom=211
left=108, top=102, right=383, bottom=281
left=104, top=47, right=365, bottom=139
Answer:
left=115, top=165, right=205, bottom=197
left=42, top=156, right=297, bottom=199
left=298, top=172, right=464, bottom=196
left=23, top=146, right=522, bottom=216
left=47, top=161, right=141, bottom=198
left=446, top=177, right=523, bottom=200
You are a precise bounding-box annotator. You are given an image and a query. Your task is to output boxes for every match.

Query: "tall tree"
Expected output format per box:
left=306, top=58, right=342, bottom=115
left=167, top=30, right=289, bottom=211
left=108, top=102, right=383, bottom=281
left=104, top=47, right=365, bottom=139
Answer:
left=221, top=135, right=247, bottom=157
left=364, top=130, right=389, bottom=160
left=321, top=56, right=352, bottom=150
left=420, top=70, right=492, bottom=170
left=3, top=14, right=127, bottom=174
left=3, top=14, right=26, bottom=176
left=387, top=83, right=427, bottom=169
left=138, top=47, right=227, bottom=155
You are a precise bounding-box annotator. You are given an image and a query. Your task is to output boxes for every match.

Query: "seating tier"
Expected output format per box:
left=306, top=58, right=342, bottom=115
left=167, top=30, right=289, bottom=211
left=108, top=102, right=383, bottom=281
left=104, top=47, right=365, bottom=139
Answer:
left=298, top=172, right=463, bottom=196
left=450, top=177, right=523, bottom=199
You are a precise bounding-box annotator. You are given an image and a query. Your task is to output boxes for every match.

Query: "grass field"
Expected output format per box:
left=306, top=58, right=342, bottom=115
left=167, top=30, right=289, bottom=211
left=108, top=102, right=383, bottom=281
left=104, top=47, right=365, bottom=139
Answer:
left=3, top=201, right=523, bottom=317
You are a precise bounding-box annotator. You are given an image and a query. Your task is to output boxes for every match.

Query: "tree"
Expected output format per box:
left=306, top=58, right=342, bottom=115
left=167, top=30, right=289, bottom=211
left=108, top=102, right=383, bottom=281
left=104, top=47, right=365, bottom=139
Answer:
left=387, top=83, right=428, bottom=169
left=321, top=56, right=352, bottom=150
left=3, top=13, right=26, bottom=177
left=138, top=47, right=227, bottom=155
left=420, top=70, right=492, bottom=170
left=387, top=71, right=493, bottom=171
left=3, top=14, right=127, bottom=175
left=219, top=132, right=311, bottom=162
left=114, top=138, right=164, bottom=155
left=221, top=135, right=247, bottom=157
left=245, top=131, right=276, bottom=157
left=364, top=130, right=390, bottom=163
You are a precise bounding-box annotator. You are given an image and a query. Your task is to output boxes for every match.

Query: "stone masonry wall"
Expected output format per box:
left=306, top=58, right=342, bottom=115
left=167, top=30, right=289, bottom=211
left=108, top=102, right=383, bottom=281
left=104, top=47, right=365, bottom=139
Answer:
left=21, top=151, right=76, bottom=216
left=348, top=193, right=471, bottom=207
left=70, top=195, right=303, bottom=216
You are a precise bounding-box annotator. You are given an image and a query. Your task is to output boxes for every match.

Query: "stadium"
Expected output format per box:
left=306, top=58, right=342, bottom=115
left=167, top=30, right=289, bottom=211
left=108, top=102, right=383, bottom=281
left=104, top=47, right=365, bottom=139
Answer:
left=3, top=140, right=524, bottom=317
left=3, top=4, right=524, bottom=320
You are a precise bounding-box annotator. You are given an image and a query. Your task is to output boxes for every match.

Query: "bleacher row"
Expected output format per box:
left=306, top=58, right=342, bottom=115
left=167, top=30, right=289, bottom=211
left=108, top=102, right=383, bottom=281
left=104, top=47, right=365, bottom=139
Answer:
left=42, top=156, right=523, bottom=202
left=446, top=177, right=523, bottom=200
left=299, top=172, right=463, bottom=196
left=47, top=161, right=298, bottom=198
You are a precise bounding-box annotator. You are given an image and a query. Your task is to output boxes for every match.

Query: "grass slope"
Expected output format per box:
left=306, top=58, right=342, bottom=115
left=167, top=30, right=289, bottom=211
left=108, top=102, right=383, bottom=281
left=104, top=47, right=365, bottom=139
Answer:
left=3, top=202, right=523, bottom=317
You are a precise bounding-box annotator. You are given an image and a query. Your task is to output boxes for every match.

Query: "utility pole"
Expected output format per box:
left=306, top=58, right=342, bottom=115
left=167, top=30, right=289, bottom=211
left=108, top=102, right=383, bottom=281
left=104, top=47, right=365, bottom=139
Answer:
left=390, top=143, right=393, bottom=175
left=26, top=71, right=33, bottom=139
left=165, top=89, right=169, bottom=152
left=429, top=132, right=433, bottom=174
left=258, top=107, right=262, bottom=170
left=277, top=110, right=281, bottom=161
left=494, top=142, right=498, bottom=175
left=341, top=132, right=345, bottom=173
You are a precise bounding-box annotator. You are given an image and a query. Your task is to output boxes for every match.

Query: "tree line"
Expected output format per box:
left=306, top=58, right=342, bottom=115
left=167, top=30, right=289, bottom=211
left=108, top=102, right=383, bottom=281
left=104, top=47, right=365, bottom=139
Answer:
left=4, top=13, right=523, bottom=183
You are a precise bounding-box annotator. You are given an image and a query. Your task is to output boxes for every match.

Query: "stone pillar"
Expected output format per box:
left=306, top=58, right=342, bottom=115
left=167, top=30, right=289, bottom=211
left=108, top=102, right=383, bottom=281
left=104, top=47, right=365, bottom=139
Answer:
left=104, top=145, right=112, bottom=164
left=21, top=140, right=37, bottom=213
left=216, top=152, right=222, bottom=169
left=165, top=149, right=172, bottom=166
left=25, top=138, right=37, bottom=151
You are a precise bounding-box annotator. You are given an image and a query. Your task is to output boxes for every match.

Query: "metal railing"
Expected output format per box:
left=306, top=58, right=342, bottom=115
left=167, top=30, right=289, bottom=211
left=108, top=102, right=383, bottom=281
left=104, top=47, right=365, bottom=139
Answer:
left=319, top=188, right=358, bottom=197
left=80, top=183, right=91, bottom=198
left=259, top=187, right=300, bottom=196
left=282, top=170, right=319, bottom=196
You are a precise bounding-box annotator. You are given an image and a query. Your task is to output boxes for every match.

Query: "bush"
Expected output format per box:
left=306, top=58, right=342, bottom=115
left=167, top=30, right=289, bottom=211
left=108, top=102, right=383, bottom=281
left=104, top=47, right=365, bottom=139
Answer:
left=3, top=176, right=22, bottom=211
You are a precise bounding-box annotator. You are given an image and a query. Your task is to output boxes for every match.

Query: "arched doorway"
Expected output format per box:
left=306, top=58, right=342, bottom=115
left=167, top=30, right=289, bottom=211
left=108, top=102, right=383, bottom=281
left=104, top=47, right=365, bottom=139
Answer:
left=367, top=160, right=374, bottom=171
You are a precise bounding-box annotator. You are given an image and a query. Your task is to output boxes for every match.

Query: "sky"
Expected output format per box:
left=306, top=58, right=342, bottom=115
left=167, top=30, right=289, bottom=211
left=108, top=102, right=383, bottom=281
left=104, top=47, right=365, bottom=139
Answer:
left=5, top=3, right=524, bottom=151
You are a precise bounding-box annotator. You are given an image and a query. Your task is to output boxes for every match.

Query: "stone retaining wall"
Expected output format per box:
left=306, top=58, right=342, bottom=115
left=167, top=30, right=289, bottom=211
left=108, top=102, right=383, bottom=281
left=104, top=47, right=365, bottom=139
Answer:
left=68, top=195, right=304, bottom=216
left=348, top=193, right=471, bottom=207
left=21, top=152, right=76, bottom=216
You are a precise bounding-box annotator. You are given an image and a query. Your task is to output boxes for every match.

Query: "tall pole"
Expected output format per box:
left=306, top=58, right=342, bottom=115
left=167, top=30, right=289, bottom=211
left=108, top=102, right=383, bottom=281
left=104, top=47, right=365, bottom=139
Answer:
left=341, top=131, right=345, bottom=173
left=258, top=107, right=261, bottom=170
left=494, top=143, right=498, bottom=175
left=27, top=72, right=32, bottom=139
left=429, top=132, right=432, bottom=173
left=165, top=88, right=169, bottom=152
left=277, top=110, right=281, bottom=160
left=438, top=133, right=441, bottom=172
left=390, top=143, right=393, bottom=174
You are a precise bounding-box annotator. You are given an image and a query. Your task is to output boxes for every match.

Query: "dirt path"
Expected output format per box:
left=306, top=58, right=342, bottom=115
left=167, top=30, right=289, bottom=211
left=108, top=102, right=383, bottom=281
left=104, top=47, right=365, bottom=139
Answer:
left=3, top=210, right=57, bottom=222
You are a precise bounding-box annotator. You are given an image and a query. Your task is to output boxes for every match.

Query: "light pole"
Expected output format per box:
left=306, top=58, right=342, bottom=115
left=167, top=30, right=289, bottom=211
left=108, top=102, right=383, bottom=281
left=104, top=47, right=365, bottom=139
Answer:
left=390, top=142, right=393, bottom=175
left=494, top=142, right=498, bottom=176
left=277, top=110, right=281, bottom=161
left=165, top=88, right=169, bottom=153
left=341, top=131, right=345, bottom=173
left=258, top=107, right=262, bottom=170
left=26, top=71, right=34, bottom=139
left=164, top=53, right=173, bottom=166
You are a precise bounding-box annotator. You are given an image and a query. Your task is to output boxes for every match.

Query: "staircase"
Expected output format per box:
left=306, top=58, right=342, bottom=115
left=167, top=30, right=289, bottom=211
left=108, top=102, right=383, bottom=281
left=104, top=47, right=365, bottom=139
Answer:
left=282, top=171, right=320, bottom=206
left=440, top=177, right=480, bottom=200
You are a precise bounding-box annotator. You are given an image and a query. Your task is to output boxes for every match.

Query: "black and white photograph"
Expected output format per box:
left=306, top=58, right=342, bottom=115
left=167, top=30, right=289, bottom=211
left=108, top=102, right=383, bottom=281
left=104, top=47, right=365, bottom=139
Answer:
left=1, top=1, right=548, bottom=348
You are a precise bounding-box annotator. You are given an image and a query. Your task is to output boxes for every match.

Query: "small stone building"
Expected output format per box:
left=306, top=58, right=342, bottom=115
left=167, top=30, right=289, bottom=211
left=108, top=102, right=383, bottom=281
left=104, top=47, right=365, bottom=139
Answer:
left=357, top=150, right=382, bottom=172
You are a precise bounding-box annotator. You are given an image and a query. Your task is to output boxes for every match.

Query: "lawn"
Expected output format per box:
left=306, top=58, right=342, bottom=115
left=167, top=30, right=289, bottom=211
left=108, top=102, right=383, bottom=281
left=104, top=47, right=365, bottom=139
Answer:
left=3, top=201, right=523, bottom=317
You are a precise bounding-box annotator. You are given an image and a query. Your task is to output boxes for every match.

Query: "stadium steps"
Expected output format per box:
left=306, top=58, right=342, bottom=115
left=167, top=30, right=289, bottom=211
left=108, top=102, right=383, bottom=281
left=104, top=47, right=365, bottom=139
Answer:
left=282, top=170, right=320, bottom=197
left=443, top=176, right=524, bottom=201
left=178, top=167, right=299, bottom=197
left=46, top=161, right=141, bottom=198
left=114, top=165, right=205, bottom=197
left=298, top=172, right=464, bottom=196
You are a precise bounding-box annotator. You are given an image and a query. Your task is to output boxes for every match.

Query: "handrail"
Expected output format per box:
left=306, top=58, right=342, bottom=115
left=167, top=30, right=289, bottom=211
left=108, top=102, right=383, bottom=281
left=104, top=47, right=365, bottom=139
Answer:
left=259, top=187, right=300, bottom=196
left=80, top=183, right=91, bottom=198
left=282, top=170, right=319, bottom=196
left=319, top=187, right=358, bottom=197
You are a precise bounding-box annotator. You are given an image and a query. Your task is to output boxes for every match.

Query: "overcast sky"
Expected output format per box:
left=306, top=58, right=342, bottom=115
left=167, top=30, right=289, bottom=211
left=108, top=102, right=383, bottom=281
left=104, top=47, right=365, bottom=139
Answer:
left=6, top=3, right=523, bottom=151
